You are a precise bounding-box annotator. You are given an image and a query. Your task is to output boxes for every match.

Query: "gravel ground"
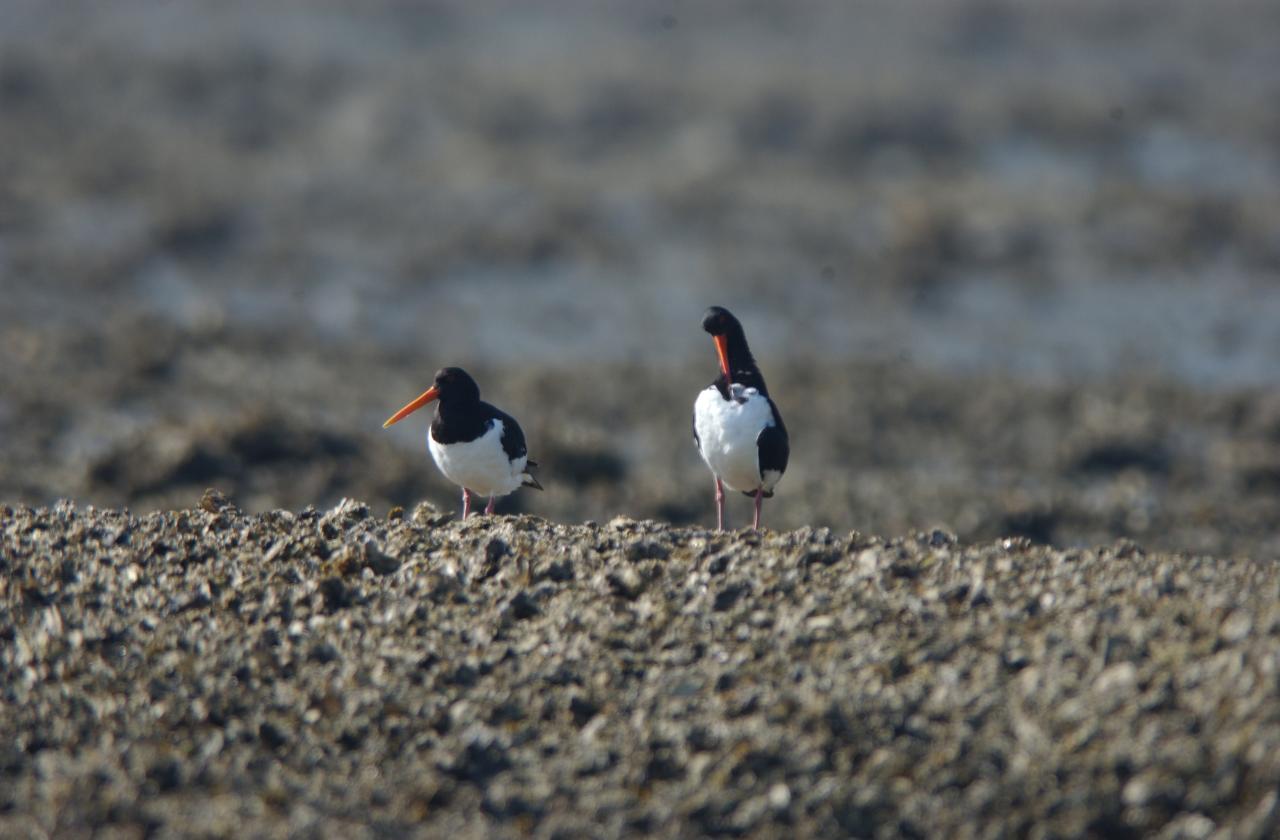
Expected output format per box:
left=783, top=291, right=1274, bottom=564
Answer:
left=3, top=494, right=1280, bottom=838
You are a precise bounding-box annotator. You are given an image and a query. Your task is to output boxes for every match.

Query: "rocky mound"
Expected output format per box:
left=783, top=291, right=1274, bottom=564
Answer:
left=3, top=495, right=1278, bottom=837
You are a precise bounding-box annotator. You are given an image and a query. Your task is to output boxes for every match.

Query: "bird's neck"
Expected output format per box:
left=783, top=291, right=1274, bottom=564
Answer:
left=722, top=331, right=766, bottom=392
left=437, top=398, right=481, bottom=422
left=723, top=329, right=755, bottom=371
left=431, top=398, right=490, bottom=444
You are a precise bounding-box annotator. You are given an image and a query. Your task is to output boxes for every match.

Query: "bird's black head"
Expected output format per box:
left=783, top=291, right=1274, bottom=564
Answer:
left=701, top=305, right=760, bottom=390
left=384, top=365, right=482, bottom=428
left=701, top=306, right=743, bottom=338
left=432, top=367, right=481, bottom=403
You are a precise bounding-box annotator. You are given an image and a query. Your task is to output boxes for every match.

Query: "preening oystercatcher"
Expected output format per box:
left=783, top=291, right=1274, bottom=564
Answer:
left=693, top=306, right=789, bottom=530
left=384, top=367, right=542, bottom=518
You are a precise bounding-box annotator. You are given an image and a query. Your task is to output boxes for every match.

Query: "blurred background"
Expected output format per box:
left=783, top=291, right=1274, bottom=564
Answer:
left=3, top=0, right=1280, bottom=554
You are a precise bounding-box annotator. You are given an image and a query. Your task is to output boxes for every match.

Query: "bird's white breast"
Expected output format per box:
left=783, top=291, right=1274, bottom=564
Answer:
left=427, top=420, right=526, bottom=497
left=693, top=386, right=779, bottom=493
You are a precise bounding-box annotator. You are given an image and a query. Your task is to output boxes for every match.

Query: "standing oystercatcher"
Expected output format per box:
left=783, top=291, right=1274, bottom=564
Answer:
left=692, top=306, right=789, bottom=530
left=384, top=367, right=542, bottom=518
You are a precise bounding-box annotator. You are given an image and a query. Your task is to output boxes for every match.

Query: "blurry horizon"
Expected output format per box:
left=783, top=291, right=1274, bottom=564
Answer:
left=3, top=0, right=1280, bottom=385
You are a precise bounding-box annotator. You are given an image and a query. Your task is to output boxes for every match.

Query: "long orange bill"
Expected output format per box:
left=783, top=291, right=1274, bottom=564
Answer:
left=713, top=334, right=731, bottom=383
left=383, top=385, right=440, bottom=428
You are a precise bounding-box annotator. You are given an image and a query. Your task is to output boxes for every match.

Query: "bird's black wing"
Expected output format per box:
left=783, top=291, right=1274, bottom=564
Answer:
left=489, top=406, right=527, bottom=462
left=754, top=398, right=789, bottom=498
left=488, top=403, right=543, bottom=490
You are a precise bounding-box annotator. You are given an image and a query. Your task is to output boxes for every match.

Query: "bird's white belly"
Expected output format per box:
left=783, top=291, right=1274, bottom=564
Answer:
left=428, top=420, right=525, bottom=496
left=694, top=387, right=776, bottom=493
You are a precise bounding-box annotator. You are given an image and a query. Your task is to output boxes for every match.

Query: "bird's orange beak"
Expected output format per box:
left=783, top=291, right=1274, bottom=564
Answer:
left=383, top=385, right=439, bottom=428
left=713, top=334, right=731, bottom=382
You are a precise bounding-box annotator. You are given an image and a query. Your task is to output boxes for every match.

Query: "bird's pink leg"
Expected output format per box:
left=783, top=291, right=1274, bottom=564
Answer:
left=753, top=488, right=763, bottom=530
left=462, top=488, right=472, bottom=519
left=715, top=477, right=726, bottom=531
left=485, top=495, right=496, bottom=515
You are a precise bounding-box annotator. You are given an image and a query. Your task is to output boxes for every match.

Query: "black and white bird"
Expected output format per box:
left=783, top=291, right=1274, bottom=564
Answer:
left=383, top=367, right=542, bottom=518
left=692, top=306, right=789, bottom=530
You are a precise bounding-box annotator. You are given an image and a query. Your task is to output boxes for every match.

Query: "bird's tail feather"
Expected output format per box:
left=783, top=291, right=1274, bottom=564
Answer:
left=522, top=460, right=543, bottom=491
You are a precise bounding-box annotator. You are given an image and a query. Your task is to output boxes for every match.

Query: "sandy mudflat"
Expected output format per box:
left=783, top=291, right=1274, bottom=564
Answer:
left=3, top=494, right=1279, bottom=838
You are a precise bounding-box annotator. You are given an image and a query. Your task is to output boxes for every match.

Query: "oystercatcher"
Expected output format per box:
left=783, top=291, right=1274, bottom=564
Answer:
left=692, top=306, right=789, bottom=530
left=383, top=367, right=542, bottom=518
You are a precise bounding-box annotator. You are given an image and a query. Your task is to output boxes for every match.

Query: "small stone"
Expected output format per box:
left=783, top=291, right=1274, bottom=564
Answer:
left=507, top=591, right=540, bottom=621
left=889, top=561, right=917, bottom=579
left=607, top=516, right=637, bottom=532
left=1093, top=662, right=1138, bottom=709
left=319, top=577, right=355, bottom=611
left=446, top=664, right=479, bottom=687
left=325, top=498, right=370, bottom=530
left=606, top=568, right=643, bottom=600
left=446, top=732, right=511, bottom=783
left=801, top=548, right=841, bottom=566
left=713, top=582, right=750, bottom=612
left=199, top=488, right=235, bottom=514
left=1220, top=610, right=1252, bottom=644
left=310, top=642, right=340, bottom=663
left=568, top=695, right=600, bottom=726
left=412, top=501, right=451, bottom=527
left=258, top=722, right=288, bottom=750
left=625, top=540, right=670, bottom=562
left=263, top=539, right=288, bottom=563
left=546, top=559, right=574, bottom=582
left=146, top=757, right=183, bottom=792
left=1156, top=813, right=1215, bottom=840
left=486, top=537, right=510, bottom=562
left=928, top=529, right=954, bottom=548
left=362, top=540, right=400, bottom=575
